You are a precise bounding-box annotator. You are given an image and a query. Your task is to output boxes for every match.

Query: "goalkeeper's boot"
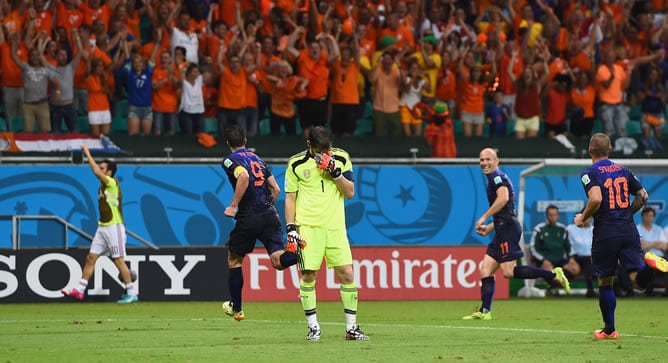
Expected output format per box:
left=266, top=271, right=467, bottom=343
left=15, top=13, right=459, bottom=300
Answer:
left=594, top=329, right=619, bottom=340
left=306, top=326, right=321, bottom=341
left=222, top=301, right=245, bottom=321
left=117, top=294, right=139, bottom=304
left=645, top=252, right=668, bottom=272
left=345, top=325, right=369, bottom=341
left=462, top=310, right=492, bottom=320
left=552, top=267, right=571, bottom=294
left=61, top=288, right=84, bottom=301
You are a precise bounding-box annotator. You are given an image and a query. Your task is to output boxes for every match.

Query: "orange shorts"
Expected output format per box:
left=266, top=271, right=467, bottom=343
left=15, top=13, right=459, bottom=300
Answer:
left=400, top=106, right=422, bottom=125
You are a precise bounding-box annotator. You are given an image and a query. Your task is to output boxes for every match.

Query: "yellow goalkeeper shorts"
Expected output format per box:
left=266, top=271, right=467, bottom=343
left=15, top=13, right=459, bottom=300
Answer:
left=298, top=225, right=352, bottom=271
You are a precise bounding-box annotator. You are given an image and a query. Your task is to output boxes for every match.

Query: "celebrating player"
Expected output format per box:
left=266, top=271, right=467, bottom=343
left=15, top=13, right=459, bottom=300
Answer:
left=284, top=126, right=369, bottom=341
left=220, top=126, right=301, bottom=321
left=574, top=133, right=668, bottom=339
left=463, top=148, right=570, bottom=320
left=62, top=145, right=138, bottom=303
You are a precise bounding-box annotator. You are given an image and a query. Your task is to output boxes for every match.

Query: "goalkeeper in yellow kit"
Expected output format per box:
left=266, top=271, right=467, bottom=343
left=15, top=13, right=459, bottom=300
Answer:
left=284, top=126, right=369, bottom=341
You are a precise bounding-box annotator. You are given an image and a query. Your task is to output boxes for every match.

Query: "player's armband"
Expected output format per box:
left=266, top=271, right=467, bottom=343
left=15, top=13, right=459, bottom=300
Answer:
left=233, top=166, right=248, bottom=178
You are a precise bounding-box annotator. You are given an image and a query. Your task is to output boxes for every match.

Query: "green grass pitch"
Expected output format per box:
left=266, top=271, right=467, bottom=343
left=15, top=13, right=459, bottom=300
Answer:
left=1, top=298, right=667, bottom=362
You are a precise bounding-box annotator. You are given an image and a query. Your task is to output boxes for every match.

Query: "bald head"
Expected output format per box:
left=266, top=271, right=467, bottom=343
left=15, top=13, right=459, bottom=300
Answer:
left=479, top=148, right=499, bottom=175
left=588, top=133, right=612, bottom=158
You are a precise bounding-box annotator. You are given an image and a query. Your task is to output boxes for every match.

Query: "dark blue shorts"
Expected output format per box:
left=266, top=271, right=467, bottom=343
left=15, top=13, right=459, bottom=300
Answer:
left=227, top=208, right=284, bottom=257
left=591, top=235, right=644, bottom=277
left=486, top=218, right=524, bottom=263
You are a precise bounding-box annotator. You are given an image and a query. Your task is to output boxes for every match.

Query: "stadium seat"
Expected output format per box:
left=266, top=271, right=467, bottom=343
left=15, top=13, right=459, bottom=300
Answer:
left=354, top=118, right=372, bottom=136
left=0, top=117, right=6, bottom=131
left=78, top=116, right=90, bottom=133
left=204, top=118, right=217, bottom=135
left=9, top=116, right=24, bottom=132
left=591, top=119, right=603, bottom=134
left=111, top=117, right=128, bottom=133
left=114, top=99, right=129, bottom=118
left=628, top=104, right=642, bottom=121
left=626, top=120, right=642, bottom=136
left=258, top=118, right=270, bottom=135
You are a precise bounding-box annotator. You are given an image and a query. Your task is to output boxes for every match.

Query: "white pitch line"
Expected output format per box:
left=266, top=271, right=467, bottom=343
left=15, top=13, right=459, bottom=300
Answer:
left=1, top=317, right=666, bottom=340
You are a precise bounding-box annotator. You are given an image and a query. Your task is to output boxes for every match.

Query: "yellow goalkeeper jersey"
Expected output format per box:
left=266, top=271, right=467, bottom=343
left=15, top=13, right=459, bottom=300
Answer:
left=285, top=148, right=353, bottom=230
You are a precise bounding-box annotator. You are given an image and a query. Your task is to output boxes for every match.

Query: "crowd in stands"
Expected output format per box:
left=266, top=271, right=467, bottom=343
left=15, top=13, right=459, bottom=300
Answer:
left=2, top=0, right=668, bottom=156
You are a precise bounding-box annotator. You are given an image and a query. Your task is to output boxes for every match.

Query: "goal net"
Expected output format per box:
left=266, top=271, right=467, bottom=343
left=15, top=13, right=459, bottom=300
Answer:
left=517, top=158, right=668, bottom=297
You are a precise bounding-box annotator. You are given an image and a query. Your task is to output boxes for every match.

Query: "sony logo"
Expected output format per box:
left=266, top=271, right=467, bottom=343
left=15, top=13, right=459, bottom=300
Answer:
left=0, top=253, right=206, bottom=299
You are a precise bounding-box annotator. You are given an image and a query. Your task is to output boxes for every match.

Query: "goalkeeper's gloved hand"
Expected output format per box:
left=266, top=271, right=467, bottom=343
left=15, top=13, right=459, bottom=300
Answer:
left=286, top=223, right=307, bottom=252
left=314, top=151, right=342, bottom=179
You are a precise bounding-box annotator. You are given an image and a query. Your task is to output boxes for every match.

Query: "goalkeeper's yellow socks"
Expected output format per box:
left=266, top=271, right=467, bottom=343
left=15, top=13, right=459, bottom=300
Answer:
left=340, top=282, right=358, bottom=331
left=300, top=279, right=318, bottom=328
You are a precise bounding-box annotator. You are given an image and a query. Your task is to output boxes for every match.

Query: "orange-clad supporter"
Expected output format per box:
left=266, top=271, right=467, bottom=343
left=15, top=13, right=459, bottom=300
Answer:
left=329, top=42, right=362, bottom=137
left=114, top=2, right=141, bottom=40
left=266, top=60, right=307, bottom=136
left=543, top=72, right=574, bottom=140
left=216, top=50, right=248, bottom=136
left=173, top=46, right=188, bottom=75
left=369, top=51, right=403, bottom=136
left=73, top=24, right=111, bottom=117
left=600, top=0, right=624, bottom=25
left=25, top=0, right=54, bottom=37
left=568, top=44, right=593, bottom=74
left=569, top=71, right=596, bottom=139
left=85, top=58, right=113, bottom=136
left=596, top=48, right=631, bottom=137
left=358, top=25, right=375, bottom=57
left=56, top=0, right=84, bottom=33
left=0, top=30, right=27, bottom=122
left=274, top=0, right=296, bottom=14
left=1, top=0, right=24, bottom=35
left=508, top=50, right=548, bottom=139
left=257, top=37, right=280, bottom=126
left=547, top=55, right=567, bottom=83
left=151, top=51, right=179, bottom=135
left=379, top=12, right=414, bottom=49
left=80, top=0, right=111, bottom=30
left=457, top=50, right=496, bottom=137
left=454, top=50, right=473, bottom=119
left=202, top=70, right=218, bottom=119
left=286, top=26, right=332, bottom=137
left=242, top=49, right=261, bottom=136
left=435, top=51, right=456, bottom=115
left=411, top=34, right=440, bottom=101
left=497, top=42, right=523, bottom=119
left=205, top=20, right=235, bottom=64
left=219, top=0, right=254, bottom=26
left=139, top=29, right=170, bottom=62
left=145, top=1, right=174, bottom=48
left=394, top=0, right=417, bottom=29
left=43, top=39, right=59, bottom=66
left=424, top=102, right=457, bottom=158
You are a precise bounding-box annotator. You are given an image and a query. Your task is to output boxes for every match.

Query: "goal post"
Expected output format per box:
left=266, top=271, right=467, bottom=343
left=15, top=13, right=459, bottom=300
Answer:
left=516, top=158, right=668, bottom=297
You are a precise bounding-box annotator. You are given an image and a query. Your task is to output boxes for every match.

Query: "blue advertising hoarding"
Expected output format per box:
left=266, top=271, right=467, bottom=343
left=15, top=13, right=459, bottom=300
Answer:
left=1, top=165, right=666, bottom=248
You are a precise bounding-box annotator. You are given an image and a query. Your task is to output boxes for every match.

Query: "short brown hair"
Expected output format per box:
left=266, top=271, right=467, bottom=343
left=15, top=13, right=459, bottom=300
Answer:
left=589, top=133, right=612, bottom=158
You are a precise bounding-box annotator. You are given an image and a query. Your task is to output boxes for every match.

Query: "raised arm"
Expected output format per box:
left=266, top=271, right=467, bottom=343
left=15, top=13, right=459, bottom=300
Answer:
left=81, top=144, right=110, bottom=185
left=285, top=26, right=304, bottom=59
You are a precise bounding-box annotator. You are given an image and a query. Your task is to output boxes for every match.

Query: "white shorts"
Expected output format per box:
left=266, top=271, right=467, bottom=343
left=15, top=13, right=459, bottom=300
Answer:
left=461, top=111, right=485, bottom=125
left=90, top=224, right=127, bottom=258
left=88, top=110, right=112, bottom=125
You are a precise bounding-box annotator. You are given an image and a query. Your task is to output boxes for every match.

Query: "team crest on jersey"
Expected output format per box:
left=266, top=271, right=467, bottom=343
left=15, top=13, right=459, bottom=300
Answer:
left=581, top=174, right=591, bottom=185
left=303, top=169, right=310, bottom=178
left=493, top=176, right=502, bottom=185
left=223, top=159, right=232, bottom=168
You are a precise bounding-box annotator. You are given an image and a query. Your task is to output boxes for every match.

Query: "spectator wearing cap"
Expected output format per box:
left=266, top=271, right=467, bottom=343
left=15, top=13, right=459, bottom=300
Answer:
left=369, top=50, right=404, bottom=136
left=411, top=34, right=441, bottom=106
